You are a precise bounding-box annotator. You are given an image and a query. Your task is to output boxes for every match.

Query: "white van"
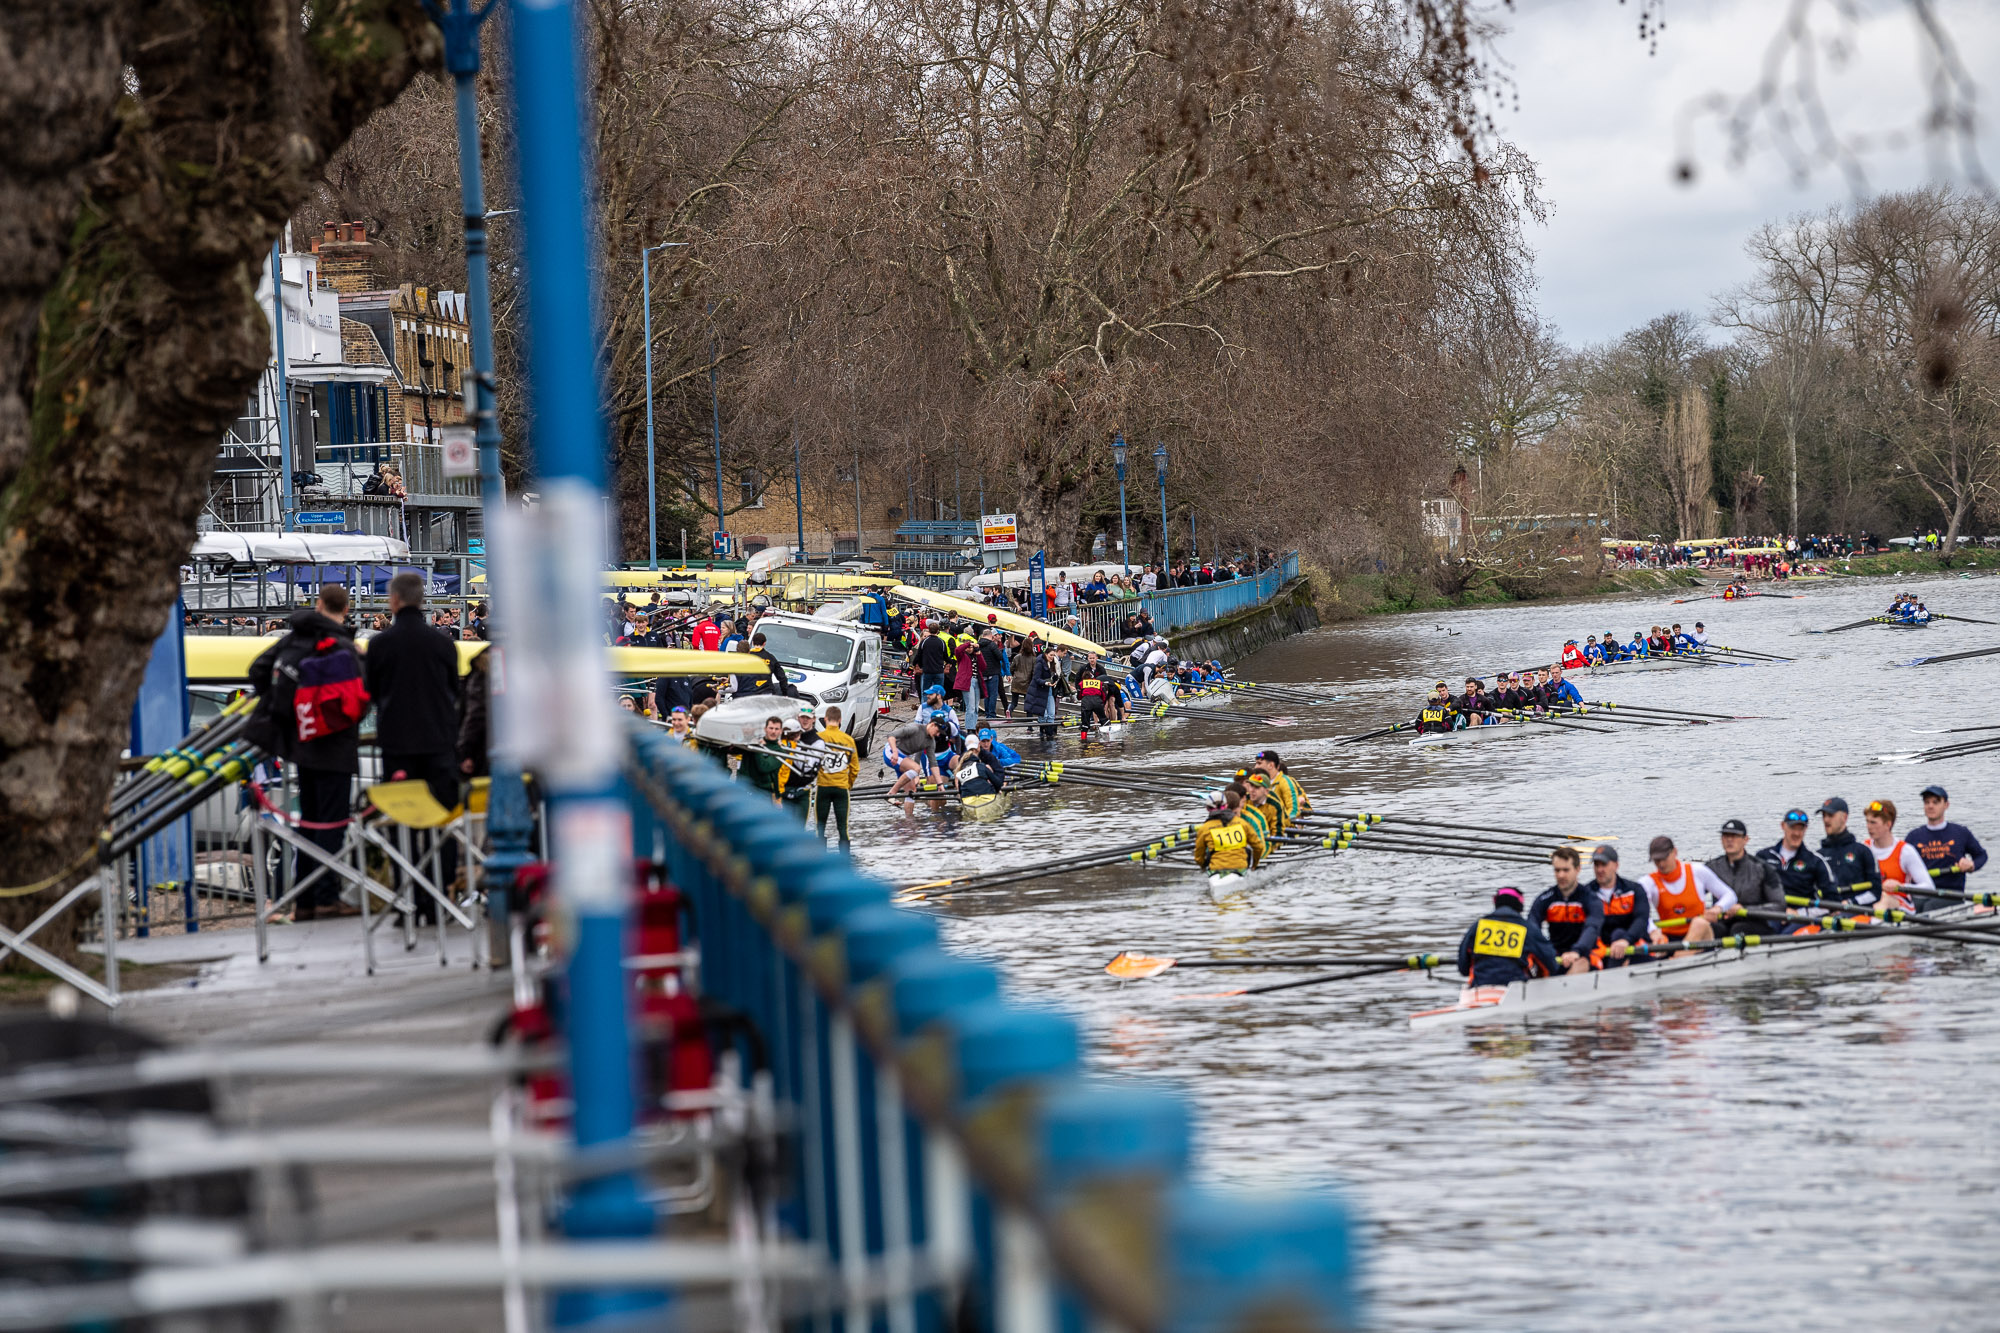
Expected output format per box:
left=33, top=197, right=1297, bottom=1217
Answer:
left=749, top=610, right=885, bottom=750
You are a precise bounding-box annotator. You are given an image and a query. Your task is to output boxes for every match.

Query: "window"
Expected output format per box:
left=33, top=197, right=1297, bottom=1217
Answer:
left=739, top=468, right=763, bottom=508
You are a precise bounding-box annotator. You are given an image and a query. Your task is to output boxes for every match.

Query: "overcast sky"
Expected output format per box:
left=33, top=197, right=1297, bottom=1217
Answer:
left=1495, top=0, right=2000, bottom=348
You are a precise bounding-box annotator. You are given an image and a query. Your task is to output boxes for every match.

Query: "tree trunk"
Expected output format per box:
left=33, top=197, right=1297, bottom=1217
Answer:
left=1943, top=491, right=1971, bottom=555
left=0, top=1, right=434, bottom=965
left=1785, top=412, right=1800, bottom=539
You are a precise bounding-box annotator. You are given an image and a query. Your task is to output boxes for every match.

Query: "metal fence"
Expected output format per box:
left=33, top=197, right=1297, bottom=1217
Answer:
left=625, top=727, right=1360, bottom=1330
left=1071, top=553, right=1300, bottom=643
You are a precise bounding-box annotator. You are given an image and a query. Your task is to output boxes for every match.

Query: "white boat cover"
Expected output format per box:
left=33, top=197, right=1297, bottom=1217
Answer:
left=191, top=532, right=412, bottom=563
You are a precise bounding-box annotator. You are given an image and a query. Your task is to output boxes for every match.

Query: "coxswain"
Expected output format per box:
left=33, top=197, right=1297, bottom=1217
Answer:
left=1253, top=750, right=1308, bottom=819
left=1416, top=682, right=1457, bottom=735
left=1815, top=798, right=1880, bottom=901
left=1859, top=799, right=1929, bottom=911
left=1560, top=638, right=1587, bottom=670
left=1529, top=847, right=1601, bottom=975
left=666, top=705, right=696, bottom=747
left=1704, top=817, right=1788, bottom=926
left=1588, top=845, right=1651, bottom=965
left=1546, top=664, right=1584, bottom=708
left=1455, top=886, right=1561, bottom=998
left=1754, top=809, right=1839, bottom=905
left=1644, top=835, right=1739, bottom=945
left=1195, top=790, right=1265, bottom=873
left=956, top=730, right=1010, bottom=796
left=1908, top=784, right=1988, bottom=911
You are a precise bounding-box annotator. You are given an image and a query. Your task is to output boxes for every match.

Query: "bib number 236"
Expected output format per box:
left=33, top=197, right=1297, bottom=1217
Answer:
left=1473, top=920, right=1526, bottom=958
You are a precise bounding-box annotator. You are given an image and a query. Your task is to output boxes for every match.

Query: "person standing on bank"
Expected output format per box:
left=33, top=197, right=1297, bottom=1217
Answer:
left=248, top=583, right=369, bottom=921
left=363, top=572, right=463, bottom=925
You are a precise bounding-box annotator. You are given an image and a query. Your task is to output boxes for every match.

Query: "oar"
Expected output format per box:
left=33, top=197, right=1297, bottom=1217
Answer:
left=1106, top=950, right=1446, bottom=980
left=1288, top=816, right=1568, bottom=854
left=1704, top=643, right=1795, bottom=660
left=1578, top=699, right=1756, bottom=721
left=1934, top=613, right=1999, bottom=626
left=1910, top=643, right=2000, bottom=667
left=1146, top=703, right=1297, bottom=727
left=1910, top=722, right=2000, bottom=735
left=1334, top=720, right=1415, bottom=745
left=1298, top=830, right=1549, bottom=866
left=1812, top=617, right=1882, bottom=635
left=1172, top=958, right=1444, bottom=1000
left=1294, top=811, right=1614, bottom=844
left=1487, top=708, right=1615, bottom=734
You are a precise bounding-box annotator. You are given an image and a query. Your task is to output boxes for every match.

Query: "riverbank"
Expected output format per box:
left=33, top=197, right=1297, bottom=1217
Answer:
left=1308, top=563, right=1697, bottom=620
left=1821, top=548, right=1994, bottom=578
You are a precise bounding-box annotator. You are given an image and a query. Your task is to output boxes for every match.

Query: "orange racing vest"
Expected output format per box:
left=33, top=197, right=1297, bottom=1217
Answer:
left=1647, top=863, right=1707, bottom=938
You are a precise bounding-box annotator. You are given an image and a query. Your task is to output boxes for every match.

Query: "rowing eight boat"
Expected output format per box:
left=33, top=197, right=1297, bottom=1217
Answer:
left=1408, top=905, right=1977, bottom=1030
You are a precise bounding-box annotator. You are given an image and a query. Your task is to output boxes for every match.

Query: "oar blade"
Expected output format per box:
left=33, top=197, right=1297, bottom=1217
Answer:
left=1105, top=951, right=1177, bottom=980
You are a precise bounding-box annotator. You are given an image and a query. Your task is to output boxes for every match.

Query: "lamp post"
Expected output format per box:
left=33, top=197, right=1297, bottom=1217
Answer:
left=1154, top=441, right=1170, bottom=571
left=709, top=302, right=724, bottom=556
left=641, top=241, right=688, bottom=570
left=1111, top=433, right=1130, bottom=575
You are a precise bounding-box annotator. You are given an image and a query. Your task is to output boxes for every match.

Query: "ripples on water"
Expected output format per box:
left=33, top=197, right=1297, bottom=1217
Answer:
left=848, top=570, right=2000, bottom=1330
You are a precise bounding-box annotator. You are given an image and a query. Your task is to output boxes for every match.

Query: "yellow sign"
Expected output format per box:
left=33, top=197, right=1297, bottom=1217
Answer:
left=981, top=513, right=1019, bottom=551
left=1472, top=919, right=1527, bottom=958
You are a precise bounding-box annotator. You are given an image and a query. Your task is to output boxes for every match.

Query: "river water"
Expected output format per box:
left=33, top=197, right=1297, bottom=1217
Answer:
left=848, top=568, right=2000, bottom=1331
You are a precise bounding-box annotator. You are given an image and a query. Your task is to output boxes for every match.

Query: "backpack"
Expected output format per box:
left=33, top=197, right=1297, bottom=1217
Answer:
left=292, top=636, right=369, bottom=742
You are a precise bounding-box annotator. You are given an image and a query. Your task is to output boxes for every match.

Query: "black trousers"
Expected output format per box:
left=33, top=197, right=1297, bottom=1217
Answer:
left=381, top=751, right=461, bottom=924
left=294, top=766, right=355, bottom=910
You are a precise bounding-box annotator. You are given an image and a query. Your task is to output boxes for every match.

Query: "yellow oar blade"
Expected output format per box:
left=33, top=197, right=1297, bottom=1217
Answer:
left=1105, top=951, right=1177, bottom=980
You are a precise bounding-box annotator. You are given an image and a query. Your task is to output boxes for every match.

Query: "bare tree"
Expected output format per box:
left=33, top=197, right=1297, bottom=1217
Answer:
left=1714, top=212, right=1843, bottom=538
left=1659, top=384, right=1714, bottom=540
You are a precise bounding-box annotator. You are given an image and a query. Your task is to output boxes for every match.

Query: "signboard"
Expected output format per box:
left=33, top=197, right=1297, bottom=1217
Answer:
left=1028, top=550, right=1046, bottom=621
left=981, top=512, right=1019, bottom=551
left=712, top=530, right=730, bottom=557
left=297, top=510, right=344, bottom=526
left=440, top=424, right=478, bottom=478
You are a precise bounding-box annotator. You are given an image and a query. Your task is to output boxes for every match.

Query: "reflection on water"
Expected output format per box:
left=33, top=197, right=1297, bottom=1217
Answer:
left=849, top=570, right=2000, bottom=1330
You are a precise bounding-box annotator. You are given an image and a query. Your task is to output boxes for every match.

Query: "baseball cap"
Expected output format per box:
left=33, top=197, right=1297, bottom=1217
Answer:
left=1590, top=844, right=1618, bottom=864
left=977, top=727, right=995, bottom=741
left=1922, top=784, right=1949, bottom=801
left=1782, top=809, right=1810, bottom=825
left=1255, top=750, right=1282, bottom=765
left=1647, top=835, right=1675, bottom=861
left=1694, top=621, right=1705, bottom=629
left=1818, top=797, right=1848, bottom=815
left=1492, top=886, right=1524, bottom=908
left=1719, top=818, right=1747, bottom=837
left=924, top=685, right=944, bottom=697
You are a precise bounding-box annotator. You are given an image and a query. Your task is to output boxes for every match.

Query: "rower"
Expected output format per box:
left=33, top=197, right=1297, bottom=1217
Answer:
left=1705, top=817, right=1787, bottom=924
left=883, top=717, right=945, bottom=800
left=956, top=729, right=1011, bottom=796
left=1546, top=665, right=1583, bottom=708
left=1100, top=670, right=1129, bottom=723
left=1672, top=622, right=1699, bottom=652
left=1754, top=809, right=1838, bottom=904
left=1690, top=621, right=1708, bottom=647
left=1529, top=847, right=1601, bottom=975
left=1455, top=886, right=1560, bottom=996
left=1195, top=790, right=1265, bottom=873
left=1582, top=634, right=1607, bottom=665
left=1415, top=682, right=1457, bottom=735
left=1908, top=784, right=1988, bottom=911
left=1589, top=845, right=1650, bottom=965
left=1625, top=630, right=1649, bottom=660
left=1074, top=654, right=1111, bottom=731
left=1644, top=835, right=1738, bottom=946
left=1859, top=799, right=1929, bottom=911
left=1253, top=750, right=1307, bottom=820
left=1241, top=772, right=1287, bottom=839
left=1560, top=638, right=1587, bottom=670
left=1457, top=677, right=1494, bottom=723
left=1815, top=797, right=1880, bottom=901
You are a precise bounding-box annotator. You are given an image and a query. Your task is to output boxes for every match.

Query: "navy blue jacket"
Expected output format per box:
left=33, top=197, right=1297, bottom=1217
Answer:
left=1529, top=884, right=1603, bottom=958
left=1907, top=821, right=1989, bottom=895
left=1456, top=907, right=1561, bottom=986
left=1594, top=874, right=1651, bottom=946
left=1817, top=830, right=1880, bottom=899
left=1756, top=840, right=1837, bottom=902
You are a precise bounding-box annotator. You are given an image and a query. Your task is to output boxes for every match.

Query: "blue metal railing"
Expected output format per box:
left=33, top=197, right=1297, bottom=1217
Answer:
left=1072, top=554, right=1301, bottom=643
left=623, top=728, right=1360, bottom=1331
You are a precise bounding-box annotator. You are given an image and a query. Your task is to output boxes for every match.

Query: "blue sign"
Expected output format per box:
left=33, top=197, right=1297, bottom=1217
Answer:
left=297, top=510, right=344, bottom=526
left=1028, top=549, right=1046, bottom=621
left=712, top=530, right=729, bottom=556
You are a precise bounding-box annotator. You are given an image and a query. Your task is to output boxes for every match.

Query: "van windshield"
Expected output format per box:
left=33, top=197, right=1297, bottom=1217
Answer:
left=756, top=623, right=855, bottom=674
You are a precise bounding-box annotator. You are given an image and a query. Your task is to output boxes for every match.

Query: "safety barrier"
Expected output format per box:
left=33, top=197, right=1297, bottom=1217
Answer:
left=1072, top=554, right=1301, bottom=644
left=624, top=725, right=1361, bottom=1330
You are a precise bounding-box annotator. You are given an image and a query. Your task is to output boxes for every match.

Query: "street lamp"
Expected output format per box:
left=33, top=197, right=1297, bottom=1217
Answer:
left=1111, top=433, right=1130, bottom=575
left=1154, top=441, right=1170, bottom=571
left=641, top=241, right=688, bottom=569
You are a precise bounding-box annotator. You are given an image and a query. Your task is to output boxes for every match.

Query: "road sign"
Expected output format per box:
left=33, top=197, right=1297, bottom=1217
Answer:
left=981, top=513, right=1019, bottom=551
left=440, top=424, right=478, bottom=478
left=1028, top=550, right=1046, bottom=620
left=297, top=510, right=344, bottom=526
left=712, top=530, right=730, bottom=556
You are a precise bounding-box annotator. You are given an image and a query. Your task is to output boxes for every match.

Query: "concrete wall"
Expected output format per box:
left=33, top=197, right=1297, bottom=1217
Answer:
left=1167, top=577, right=1319, bottom=668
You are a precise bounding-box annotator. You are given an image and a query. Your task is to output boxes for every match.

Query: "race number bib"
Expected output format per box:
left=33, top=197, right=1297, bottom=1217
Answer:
left=1212, top=824, right=1248, bottom=851
left=1473, top=920, right=1526, bottom=958
left=820, top=750, right=849, bottom=773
